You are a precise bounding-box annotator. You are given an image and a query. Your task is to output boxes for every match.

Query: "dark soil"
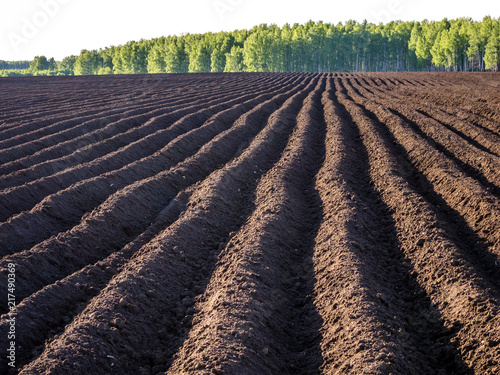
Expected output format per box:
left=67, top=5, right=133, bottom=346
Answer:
left=0, top=72, right=499, bottom=374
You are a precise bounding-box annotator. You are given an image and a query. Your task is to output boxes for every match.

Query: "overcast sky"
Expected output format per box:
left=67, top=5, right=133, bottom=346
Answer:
left=1, top=0, right=498, bottom=61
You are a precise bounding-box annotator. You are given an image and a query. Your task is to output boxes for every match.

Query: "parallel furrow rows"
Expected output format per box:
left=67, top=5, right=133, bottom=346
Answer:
left=0, top=75, right=314, bottom=371
left=313, top=78, right=468, bottom=374
left=0, top=75, right=316, bottom=317
left=0, top=77, right=179, bottom=130
left=0, top=83, right=219, bottom=151
left=0, top=73, right=499, bottom=375
left=0, top=76, right=198, bottom=143
left=0, top=73, right=296, bottom=225
left=0, top=73, right=274, bottom=137
left=0, top=74, right=274, bottom=171
left=0, top=74, right=300, bottom=255
left=338, top=77, right=500, bottom=374
left=364, top=75, right=500, bottom=133
left=4, top=76, right=320, bottom=375
left=347, top=78, right=500, bottom=195
left=167, top=77, right=326, bottom=375
left=342, top=79, right=500, bottom=260
left=355, top=76, right=500, bottom=156
left=0, top=74, right=259, bottom=128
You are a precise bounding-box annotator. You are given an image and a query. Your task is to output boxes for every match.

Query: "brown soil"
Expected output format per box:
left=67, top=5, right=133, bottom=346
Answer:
left=0, top=72, right=499, bottom=374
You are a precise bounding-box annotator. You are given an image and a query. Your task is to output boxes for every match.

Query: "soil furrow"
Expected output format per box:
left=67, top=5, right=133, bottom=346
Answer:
left=312, top=78, right=469, bottom=374
left=353, top=77, right=500, bottom=157
left=387, top=108, right=500, bottom=196
left=0, top=75, right=280, bottom=179
left=0, top=77, right=260, bottom=172
left=0, top=74, right=296, bottom=222
left=16, top=76, right=319, bottom=375
left=0, top=87, right=199, bottom=150
left=0, top=75, right=301, bottom=251
left=0, top=76, right=316, bottom=312
left=0, top=74, right=210, bottom=139
left=0, top=72, right=275, bottom=147
left=0, top=74, right=270, bottom=132
left=348, top=79, right=500, bottom=193
left=342, top=79, right=500, bottom=260
left=378, top=75, right=500, bottom=129
left=0, top=73, right=291, bottom=187
left=0, top=188, right=193, bottom=372
left=0, top=72, right=499, bottom=374
left=346, top=79, right=500, bottom=285
left=167, top=77, right=326, bottom=375
left=338, top=79, right=500, bottom=374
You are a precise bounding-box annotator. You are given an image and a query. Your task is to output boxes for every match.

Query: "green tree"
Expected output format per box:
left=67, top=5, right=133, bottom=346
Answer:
left=290, top=23, right=307, bottom=71
left=121, top=41, right=149, bottom=74
left=48, top=57, right=57, bottom=71
left=280, top=24, right=293, bottom=71
left=29, top=56, right=50, bottom=72
left=210, top=33, right=234, bottom=72
left=243, top=27, right=274, bottom=72
left=224, top=46, right=245, bottom=72
left=13, top=17, right=500, bottom=76
left=147, top=41, right=166, bottom=73
left=467, top=21, right=485, bottom=70
left=99, top=47, right=115, bottom=71
left=97, top=67, right=113, bottom=75
left=187, top=35, right=212, bottom=73
left=119, top=44, right=133, bottom=73
left=210, top=48, right=225, bottom=72
left=59, top=55, right=77, bottom=73
left=112, top=46, right=125, bottom=74
left=484, top=21, right=500, bottom=70
left=0, top=60, right=30, bottom=70
left=431, top=31, right=447, bottom=68
left=409, top=20, right=441, bottom=70
left=266, top=24, right=287, bottom=72
left=440, top=19, right=470, bottom=71
left=164, top=36, right=188, bottom=73
left=74, top=50, right=100, bottom=75
left=131, top=41, right=149, bottom=74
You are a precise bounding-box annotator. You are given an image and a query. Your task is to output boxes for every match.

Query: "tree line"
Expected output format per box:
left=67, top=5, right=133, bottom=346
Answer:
left=0, top=60, right=31, bottom=70
left=1, top=17, right=499, bottom=77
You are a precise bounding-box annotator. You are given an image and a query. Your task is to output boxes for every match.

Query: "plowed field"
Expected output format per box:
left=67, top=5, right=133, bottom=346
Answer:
left=1, top=72, right=499, bottom=374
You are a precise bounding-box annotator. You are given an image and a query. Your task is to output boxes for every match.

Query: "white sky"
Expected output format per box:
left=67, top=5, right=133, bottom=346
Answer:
left=0, top=0, right=498, bottom=61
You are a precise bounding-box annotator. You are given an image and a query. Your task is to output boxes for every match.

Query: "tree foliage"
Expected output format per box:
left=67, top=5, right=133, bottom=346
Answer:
left=147, top=39, right=166, bottom=73
left=0, top=60, right=30, bottom=70
left=3, top=17, right=500, bottom=78
left=59, top=55, right=77, bottom=72
left=224, top=46, right=245, bottom=72
left=30, top=56, right=50, bottom=72
left=74, top=50, right=100, bottom=75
